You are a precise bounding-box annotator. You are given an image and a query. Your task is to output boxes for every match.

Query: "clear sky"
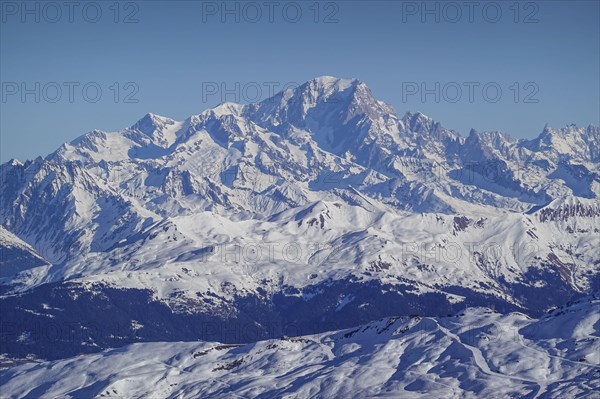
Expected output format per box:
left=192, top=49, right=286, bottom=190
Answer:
left=1, top=0, right=599, bottom=162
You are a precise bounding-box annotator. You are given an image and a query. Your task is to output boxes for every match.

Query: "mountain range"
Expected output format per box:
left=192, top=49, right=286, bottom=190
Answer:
left=0, top=76, right=598, bottom=379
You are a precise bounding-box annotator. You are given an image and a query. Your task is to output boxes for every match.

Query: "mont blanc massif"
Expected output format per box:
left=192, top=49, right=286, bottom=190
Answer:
left=1, top=77, right=599, bottom=398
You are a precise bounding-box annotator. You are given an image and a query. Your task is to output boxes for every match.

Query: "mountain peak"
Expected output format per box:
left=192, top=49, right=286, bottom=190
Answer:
left=131, top=113, right=175, bottom=136
left=401, top=111, right=438, bottom=134
left=468, top=129, right=514, bottom=142
left=403, top=111, right=433, bottom=124
left=204, top=102, right=245, bottom=118
left=308, top=76, right=360, bottom=90
left=290, top=76, right=364, bottom=106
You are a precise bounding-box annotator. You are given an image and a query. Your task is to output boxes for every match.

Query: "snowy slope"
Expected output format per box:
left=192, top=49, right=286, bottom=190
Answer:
left=1, top=295, right=598, bottom=399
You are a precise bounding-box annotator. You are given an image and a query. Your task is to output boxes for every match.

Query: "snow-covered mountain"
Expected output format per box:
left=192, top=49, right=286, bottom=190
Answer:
left=0, top=76, right=598, bottom=363
left=2, top=294, right=598, bottom=398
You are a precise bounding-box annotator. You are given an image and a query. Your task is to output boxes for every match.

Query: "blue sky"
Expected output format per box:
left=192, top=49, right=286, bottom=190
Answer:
left=1, top=0, right=599, bottom=162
